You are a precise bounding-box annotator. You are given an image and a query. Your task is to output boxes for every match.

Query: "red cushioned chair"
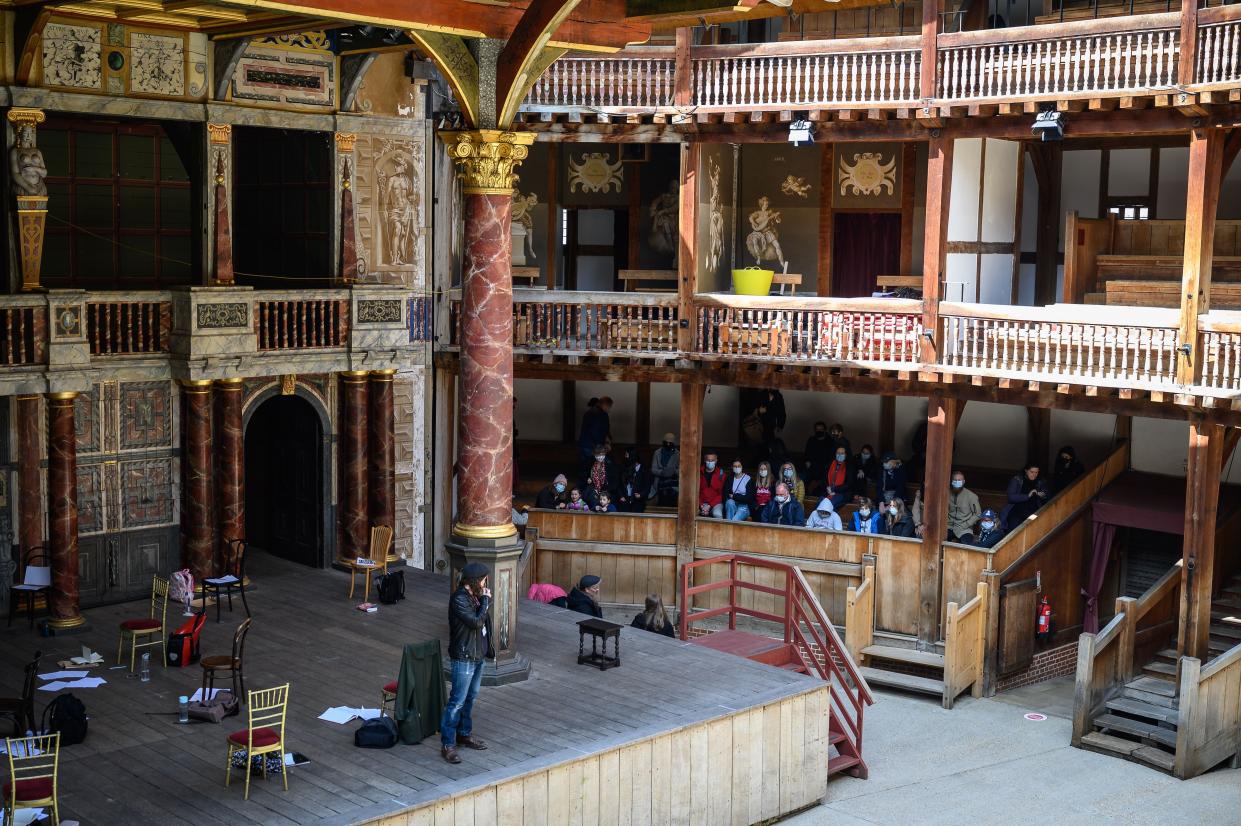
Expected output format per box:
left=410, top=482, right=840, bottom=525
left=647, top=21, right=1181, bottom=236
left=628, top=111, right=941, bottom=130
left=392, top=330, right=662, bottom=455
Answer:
left=116, top=575, right=169, bottom=672
left=3, top=732, right=59, bottom=826
left=380, top=679, right=397, bottom=716
left=226, top=683, right=289, bottom=801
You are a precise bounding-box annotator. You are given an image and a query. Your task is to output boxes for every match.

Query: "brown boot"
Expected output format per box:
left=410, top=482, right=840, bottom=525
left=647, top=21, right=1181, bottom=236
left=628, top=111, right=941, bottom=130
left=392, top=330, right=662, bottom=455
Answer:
left=441, top=745, right=461, bottom=764
left=457, top=735, right=488, bottom=750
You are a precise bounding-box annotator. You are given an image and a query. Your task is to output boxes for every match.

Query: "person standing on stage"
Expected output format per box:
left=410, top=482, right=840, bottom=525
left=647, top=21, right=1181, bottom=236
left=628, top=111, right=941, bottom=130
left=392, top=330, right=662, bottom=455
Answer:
left=441, top=562, right=493, bottom=764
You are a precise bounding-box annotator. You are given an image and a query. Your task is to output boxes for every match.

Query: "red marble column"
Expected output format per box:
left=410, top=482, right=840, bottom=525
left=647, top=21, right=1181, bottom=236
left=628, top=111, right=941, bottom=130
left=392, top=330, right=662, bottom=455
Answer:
left=368, top=370, right=395, bottom=540
left=16, top=395, right=43, bottom=562
left=340, top=371, right=369, bottom=559
left=214, top=378, right=244, bottom=549
left=456, top=191, right=517, bottom=538
left=213, top=153, right=234, bottom=285
left=341, top=158, right=359, bottom=283
left=181, top=380, right=215, bottom=581
left=46, top=392, right=82, bottom=630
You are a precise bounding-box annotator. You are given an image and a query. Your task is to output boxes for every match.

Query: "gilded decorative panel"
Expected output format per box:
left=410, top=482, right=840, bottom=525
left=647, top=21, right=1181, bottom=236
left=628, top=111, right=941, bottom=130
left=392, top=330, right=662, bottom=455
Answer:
left=121, top=459, right=173, bottom=528
left=76, top=464, right=103, bottom=535
left=197, top=302, right=248, bottom=329
left=231, top=35, right=335, bottom=108
left=119, top=382, right=172, bottom=449
left=74, top=388, right=99, bottom=454
left=42, top=22, right=103, bottom=90
left=833, top=143, right=902, bottom=210
left=356, top=300, right=402, bottom=324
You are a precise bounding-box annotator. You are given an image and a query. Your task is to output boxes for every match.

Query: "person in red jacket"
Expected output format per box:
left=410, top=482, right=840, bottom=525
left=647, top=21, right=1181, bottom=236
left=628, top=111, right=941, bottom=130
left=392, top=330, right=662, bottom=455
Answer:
left=698, top=451, right=725, bottom=518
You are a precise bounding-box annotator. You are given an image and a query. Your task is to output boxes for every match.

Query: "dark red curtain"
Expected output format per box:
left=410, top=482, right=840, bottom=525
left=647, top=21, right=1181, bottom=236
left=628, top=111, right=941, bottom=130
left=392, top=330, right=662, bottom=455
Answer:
left=831, top=212, right=902, bottom=298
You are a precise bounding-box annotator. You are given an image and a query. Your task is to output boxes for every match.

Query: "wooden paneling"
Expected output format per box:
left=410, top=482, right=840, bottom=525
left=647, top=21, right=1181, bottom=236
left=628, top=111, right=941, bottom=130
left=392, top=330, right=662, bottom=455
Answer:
left=538, top=541, right=677, bottom=608
left=1004, top=513, right=1092, bottom=636
left=527, top=510, right=677, bottom=545
left=1062, top=213, right=1114, bottom=303
left=872, top=535, right=921, bottom=635
left=997, top=577, right=1038, bottom=676
left=1174, top=646, right=1241, bottom=779
left=942, top=543, right=992, bottom=626
left=943, top=582, right=988, bottom=709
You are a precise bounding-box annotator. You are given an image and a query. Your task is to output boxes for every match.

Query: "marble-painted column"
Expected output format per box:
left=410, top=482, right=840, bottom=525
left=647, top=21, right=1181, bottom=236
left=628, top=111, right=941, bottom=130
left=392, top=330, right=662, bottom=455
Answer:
left=442, top=129, right=534, bottom=685
left=368, top=369, right=396, bottom=555
left=214, top=378, right=244, bottom=549
left=16, top=395, right=43, bottom=560
left=181, top=380, right=214, bottom=581
left=207, top=123, right=233, bottom=285
left=45, top=392, right=82, bottom=630
left=340, top=371, right=369, bottom=559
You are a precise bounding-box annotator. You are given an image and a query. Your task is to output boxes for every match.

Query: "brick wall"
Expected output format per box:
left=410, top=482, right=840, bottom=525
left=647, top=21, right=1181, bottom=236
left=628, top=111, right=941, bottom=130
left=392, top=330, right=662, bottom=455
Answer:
left=996, top=640, right=1079, bottom=692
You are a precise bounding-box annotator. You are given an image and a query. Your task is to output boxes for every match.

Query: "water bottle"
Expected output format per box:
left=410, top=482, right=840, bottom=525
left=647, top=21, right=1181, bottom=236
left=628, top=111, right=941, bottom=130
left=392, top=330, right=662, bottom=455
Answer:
left=178, top=695, right=189, bottom=723
left=140, top=652, right=151, bottom=682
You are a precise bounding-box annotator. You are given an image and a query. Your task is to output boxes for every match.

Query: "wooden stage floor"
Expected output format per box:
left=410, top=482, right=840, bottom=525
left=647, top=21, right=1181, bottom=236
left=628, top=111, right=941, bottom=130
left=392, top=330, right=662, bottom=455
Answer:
left=0, top=554, right=826, bottom=826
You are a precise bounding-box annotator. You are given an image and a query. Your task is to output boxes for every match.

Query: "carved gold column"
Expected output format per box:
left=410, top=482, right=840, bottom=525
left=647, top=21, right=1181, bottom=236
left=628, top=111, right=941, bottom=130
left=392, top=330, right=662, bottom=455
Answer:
left=207, top=123, right=234, bottom=285
left=441, top=129, right=534, bottom=685
left=336, top=132, right=359, bottom=283
left=9, top=109, right=47, bottom=292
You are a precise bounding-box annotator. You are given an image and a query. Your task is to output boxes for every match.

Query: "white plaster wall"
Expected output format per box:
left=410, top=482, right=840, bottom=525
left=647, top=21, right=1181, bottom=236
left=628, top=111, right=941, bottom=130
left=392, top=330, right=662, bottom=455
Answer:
left=514, top=378, right=562, bottom=441
left=948, top=138, right=983, bottom=243
left=1017, top=262, right=1036, bottom=305
left=981, top=139, right=1020, bottom=243
left=650, top=383, right=680, bottom=446
left=1048, top=409, right=1120, bottom=468
left=944, top=252, right=976, bottom=302
left=1157, top=146, right=1189, bottom=219
left=979, top=253, right=1015, bottom=305
left=955, top=401, right=1028, bottom=470
left=1108, top=148, right=1150, bottom=197
left=894, top=395, right=927, bottom=459
left=703, top=385, right=739, bottom=450
left=575, top=381, right=636, bottom=444
left=1059, top=150, right=1102, bottom=250
left=1131, top=417, right=1188, bottom=478
left=780, top=391, right=882, bottom=453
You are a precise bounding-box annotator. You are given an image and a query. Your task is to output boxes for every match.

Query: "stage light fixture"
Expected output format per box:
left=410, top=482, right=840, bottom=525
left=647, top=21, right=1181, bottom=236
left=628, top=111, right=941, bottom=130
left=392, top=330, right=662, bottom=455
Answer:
left=788, top=119, right=814, bottom=146
left=1032, top=110, right=1064, bottom=142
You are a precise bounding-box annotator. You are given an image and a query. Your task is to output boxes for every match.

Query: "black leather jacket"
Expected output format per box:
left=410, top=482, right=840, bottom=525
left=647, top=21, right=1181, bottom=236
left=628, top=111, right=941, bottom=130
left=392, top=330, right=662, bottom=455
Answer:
left=448, top=586, right=494, bottom=662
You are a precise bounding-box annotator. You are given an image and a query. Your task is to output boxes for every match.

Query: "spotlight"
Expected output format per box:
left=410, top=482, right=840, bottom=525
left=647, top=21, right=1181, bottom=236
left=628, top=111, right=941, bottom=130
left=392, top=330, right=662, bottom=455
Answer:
left=788, top=119, right=814, bottom=146
left=1032, top=110, right=1064, bottom=142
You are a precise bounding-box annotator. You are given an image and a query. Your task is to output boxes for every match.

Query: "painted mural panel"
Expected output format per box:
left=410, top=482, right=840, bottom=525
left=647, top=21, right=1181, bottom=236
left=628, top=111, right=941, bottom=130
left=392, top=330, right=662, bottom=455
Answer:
left=42, top=22, right=102, bottom=90
left=38, top=19, right=205, bottom=100
left=833, top=143, right=902, bottom=210
left=738, top=144, right=821, bottom=286
left=697, top=143, right=735, bottom=293
left=354, top=132, right=426, bottom=287
left=231, top=33, right=336, bottom=109
left=637, top=144, right=680, bottom=271
left=511, top=142, right=550, bottom=278
left=561, top=146, right=627, bottom=207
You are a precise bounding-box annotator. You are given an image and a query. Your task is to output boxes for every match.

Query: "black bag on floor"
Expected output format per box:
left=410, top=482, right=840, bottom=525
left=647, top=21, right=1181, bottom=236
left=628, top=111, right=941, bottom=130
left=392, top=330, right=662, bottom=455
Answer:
left=376, top=569, right=405, bottom=605
left=354, top=716, right=398, bottom=749
left=42, top=693, right=88, bottom=745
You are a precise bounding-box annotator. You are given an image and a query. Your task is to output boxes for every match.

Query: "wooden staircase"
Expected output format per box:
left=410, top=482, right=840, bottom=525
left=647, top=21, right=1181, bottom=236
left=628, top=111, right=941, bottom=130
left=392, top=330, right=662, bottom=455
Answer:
left=857, top=640, right=948, bottom=700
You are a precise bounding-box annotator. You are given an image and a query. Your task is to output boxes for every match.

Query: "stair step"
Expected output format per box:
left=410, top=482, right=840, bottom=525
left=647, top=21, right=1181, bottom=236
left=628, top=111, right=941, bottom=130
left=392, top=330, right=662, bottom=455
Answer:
left=1105, top=697, right=1180, bottom=725
left=1132, top=745, right=1176, bottom=772
left=780, top=662, right=809, bottom=673
left=1210, top=620, right=1241, bottom=639
left=1154, top=648, right=1178, bottom=663
left=861, top=644, right=946, bottom=669
left=829, top=730, right=847, bottom=745
left=1127, top=676, right=1177, bottom=698
left=858, top=665, right=944, bottom=697
left=828, top=753, right=863, bottom=776
left=1142, top=661, right=1177, bottom=680
left=1093, top=713, right=1178, bottom=748
left=1080, top=731, right=1141, bottom=757
left=1122, top=687, right=1178, bottom=709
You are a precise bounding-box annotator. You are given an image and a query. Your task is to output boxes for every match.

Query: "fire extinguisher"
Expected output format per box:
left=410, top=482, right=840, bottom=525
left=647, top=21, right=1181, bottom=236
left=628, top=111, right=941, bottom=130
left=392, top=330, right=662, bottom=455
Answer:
left=1036, top=596, right=1053, bottom=640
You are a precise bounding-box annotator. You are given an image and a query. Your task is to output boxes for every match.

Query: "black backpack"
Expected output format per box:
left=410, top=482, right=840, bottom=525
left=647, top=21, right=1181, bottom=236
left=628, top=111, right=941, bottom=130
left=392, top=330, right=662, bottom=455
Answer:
left=376, top=570, right=405, bottom=605
left=354, top=716, right=398, bottom=749
left=42, top=693, right=88, bottom=745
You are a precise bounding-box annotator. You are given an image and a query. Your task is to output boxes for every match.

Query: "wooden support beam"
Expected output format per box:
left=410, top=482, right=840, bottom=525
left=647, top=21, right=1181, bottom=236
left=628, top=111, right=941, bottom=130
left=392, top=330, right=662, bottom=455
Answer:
left=879, top=395, right=896, bottom=456
left=921, top=137, right=953, bottom=363
left=899, top=142, right=917, bottom=277
left=1027, top=143, right=1063, bottom=307
left=1179, top=0, right=1199, bottom=89
left=674, top=27, right=692, bottom=108
left=919, top=393, right=957, bottom=647
left=1027, top=407, right=1051, bottom=469
left=818, top=140, right=833, bottom=297
left=676, top=383, right=705, bottom=569
left=1177, top=127, right=1226, bottom=385
left=636, top=382, right=651, bottom=446
left=1178, top=416, right=1224, bottom=661
left=678, top=142, right=699, bottom=353
left=919, top=0, right=939, bottom=100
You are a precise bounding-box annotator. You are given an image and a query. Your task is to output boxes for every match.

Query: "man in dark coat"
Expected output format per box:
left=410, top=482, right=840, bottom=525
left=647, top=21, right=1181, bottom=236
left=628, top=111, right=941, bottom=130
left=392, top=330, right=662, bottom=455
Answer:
left=441, top=562, right=493, bottom=764
left=577, top=397, right=613, bottom=480
left=802, top=422, right=835, bottom=495
left=566, top=574, right=604, bottom=618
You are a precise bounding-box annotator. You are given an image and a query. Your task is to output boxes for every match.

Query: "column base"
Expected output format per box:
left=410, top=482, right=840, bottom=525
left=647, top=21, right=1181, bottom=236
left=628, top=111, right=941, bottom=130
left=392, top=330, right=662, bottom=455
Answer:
left=446, top=531, right=530, bottom=685
left=44, top=616, right=90, bottom=635
left=442, top=653, right=532, bottom=687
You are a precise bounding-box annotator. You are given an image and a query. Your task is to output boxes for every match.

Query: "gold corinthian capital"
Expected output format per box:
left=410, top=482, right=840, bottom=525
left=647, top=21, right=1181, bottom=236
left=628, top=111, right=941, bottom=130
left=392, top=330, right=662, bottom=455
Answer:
left=440, top=130, right=536, bottom=196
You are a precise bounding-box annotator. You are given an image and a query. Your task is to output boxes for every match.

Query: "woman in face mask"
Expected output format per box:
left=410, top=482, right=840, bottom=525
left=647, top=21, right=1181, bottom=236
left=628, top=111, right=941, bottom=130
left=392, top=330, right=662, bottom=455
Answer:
left=777, top=462, right=805, bottom=506
left=850, top=497, right=883, bottom=534
left=617, top=448, right=652, bottom=513
left=824, top=447, right=854, bottom=510
left=724, top=460, right=756, bottom=521
left=535, top=473, right=570, bottom=510
left=753, top=462, right=775, bottom=511
left=1051, top=445, right=1084, bottom=494
left=878, top=497, right=915, bottom=538
left=853, top=443, right=880, bottom=496
left=698, top=452, right=726, bottom=519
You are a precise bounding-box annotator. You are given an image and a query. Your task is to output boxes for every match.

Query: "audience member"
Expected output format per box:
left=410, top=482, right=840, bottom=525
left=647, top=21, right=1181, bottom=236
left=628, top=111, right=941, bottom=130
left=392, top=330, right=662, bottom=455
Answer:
left=617, top=448, right=651, bottom=513
left=593, top=492, right=617, bottom=513
left=914, top=470, right=981, bottom=541
left=851, top=497, right=882, bottom=534
left=698, top=452, right=726, bottom=518
left=823, top=446, right=854, bottom=509
left=724, top=459, right=756, bottom=521
left=879, top=497, right=915, bottom=537
left=583, top=443, right=618, bottom=507
left=969, top=509, right=1006, bottom=548
left=760, top=482, right=805, bottom=525
left=631, top=593, right=676, bottom=637
left=527, top=582, right=568, bottom=608
left=878, top=452, right=909, bottom=503
left=1051, top=446, right=1084, bottom=493
left=854, top=444, right=880, bottom=497
left=534, top=474, right=570, bottom=510
left=1003, top=464, right=1049, bottom=528
left=805, top=498, right=842, bottom=531
left=828, top=423, right=851, bottom=458
left=566, top=575, right=603, bottom=618
left=512, top=498, right=529, bottom=527
left=803, top=421, right=835, bottom=493
left=778, top=462, right=806, bottom=504
left=650, top=432, right=680, bottom=507
left=565, top=488, right=589, bottom=511
left=754, top=461, right=775, bottom=512
left=577, top=396, right=613, bottom=480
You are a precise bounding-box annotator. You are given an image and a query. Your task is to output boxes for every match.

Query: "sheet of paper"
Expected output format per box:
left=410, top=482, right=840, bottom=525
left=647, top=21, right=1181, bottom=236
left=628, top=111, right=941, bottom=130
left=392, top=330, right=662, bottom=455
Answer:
left=205, top=574, right=239, bottom=584
left=316, top=706, right=358, bottom=724
left=354, top=708, right=383, bottom=721
left=39, top=670, right=88, bottom=680
left=36, top=681, right=68, bottom=692
left=62, top=677, right=106, bottom=689
left=10, top=806, right=44, bottom=825
left=189, top=687, right=224, bottom=702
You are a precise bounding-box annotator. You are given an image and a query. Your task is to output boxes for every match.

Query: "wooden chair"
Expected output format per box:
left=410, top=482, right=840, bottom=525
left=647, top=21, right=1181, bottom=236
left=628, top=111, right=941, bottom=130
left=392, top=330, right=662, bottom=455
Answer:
left=202, top=617, right=252, bottom=707
left=0, top=651, right=40, bottom=736
left=116, top=575, right=169, bottom=672
left=7, top=546, right=51, bottom=629
left=202, top=538, right=250, bottom=623
left=3, top=732, right=59, bottom=826
left=225, top=683, right=290, bottom=800
left=347, top=525, right=393, bottom=603
left=380, top=679, right=397, bottom=716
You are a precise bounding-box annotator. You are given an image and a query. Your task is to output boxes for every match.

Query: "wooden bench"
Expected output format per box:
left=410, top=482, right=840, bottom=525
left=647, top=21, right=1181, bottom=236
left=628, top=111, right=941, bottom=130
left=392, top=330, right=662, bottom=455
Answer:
left=772, top=272, right=802, bottom=295
left=1034, top=0, right=1175, bottom=24
left=1105, top=280, right=1241, bottom=309
left=1095, top=255, right=1241, bottom=283
left=512, top=266, right=542, bottom=287
left=876, top=275, right=922, bottom=291
left=602, top=318, right=679, bottom=352
left=717, top=321, right=792, bottom=357
left=619, top=269, right=677, bottom=292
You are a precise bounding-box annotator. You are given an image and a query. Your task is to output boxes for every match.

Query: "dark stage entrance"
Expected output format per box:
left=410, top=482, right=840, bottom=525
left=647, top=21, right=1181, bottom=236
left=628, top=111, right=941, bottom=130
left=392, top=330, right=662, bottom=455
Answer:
left=245, top=395, right=323, bottom=567
left=831, top=212, right=902, bottom=298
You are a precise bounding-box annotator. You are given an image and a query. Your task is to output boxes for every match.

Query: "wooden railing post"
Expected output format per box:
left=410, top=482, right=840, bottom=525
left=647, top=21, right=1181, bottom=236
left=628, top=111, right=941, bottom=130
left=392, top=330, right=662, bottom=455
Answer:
left=1173, top=656, right=1202, bottom=779
left=1179, top=416, right=1224, bottom=661
left=920, top=0, right=941, bottom=100
left=675, top=382, right=704, bottom=572
left=678, top=142, right=699, bottom=354
left=1071, top=633, right=1097, bottom=746
left=919, top=393, right=957, bottom=646
left=1115, top=596, right=1137, bottom=683
left=921, top=137, right=953, bottom=365
left=1177, top=126, right=1224, bottom=385
left=1178, top=0, right=1199, bottom=88
left=674, top=28, right=692, bottom=108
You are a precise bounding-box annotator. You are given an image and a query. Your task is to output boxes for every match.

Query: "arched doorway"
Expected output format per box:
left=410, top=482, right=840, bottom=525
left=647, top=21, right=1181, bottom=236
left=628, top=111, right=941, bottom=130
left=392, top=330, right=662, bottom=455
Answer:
left=245, top=394, right=324, bottom=567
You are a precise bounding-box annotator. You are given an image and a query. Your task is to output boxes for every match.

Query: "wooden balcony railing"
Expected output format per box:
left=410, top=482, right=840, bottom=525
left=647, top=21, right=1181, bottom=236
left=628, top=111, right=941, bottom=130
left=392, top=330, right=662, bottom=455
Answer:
left=0, top=302, right=46, bottom=366
left=255, top=294, right=349, bottom=351
left=1198, top=313, right=1241, bottom=392
left=86, top=297, right=171, bottom=356
left=1196, top=6, right=1241, bottom=88
left=524, top=49, right=676, bottom=110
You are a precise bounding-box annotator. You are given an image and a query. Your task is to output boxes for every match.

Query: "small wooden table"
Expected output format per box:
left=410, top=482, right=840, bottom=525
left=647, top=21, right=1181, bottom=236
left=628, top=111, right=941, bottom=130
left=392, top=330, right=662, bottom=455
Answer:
left=577, top=618, right=623, bottom=670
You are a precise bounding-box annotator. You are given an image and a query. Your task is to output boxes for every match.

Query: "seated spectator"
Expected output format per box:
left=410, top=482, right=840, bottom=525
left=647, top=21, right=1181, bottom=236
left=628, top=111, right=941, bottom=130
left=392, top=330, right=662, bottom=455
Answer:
left=914, top=470, right=980, bottom=541
left=1002, top=464, right=1049, bottom=529
left=535, top=474, right=570, bottom=510
left=565, top=488, right=589, bottom=511
left=583, top=443, right=618, bottom=507
left=631, top=593, right=676, bottom=638
left=754, top=461, right=775, bottom=511
left=829, top=423, right=851, bottom=458
left=777, top=462, right=806, bottom=504
left=853, top=444, right=880, bottom=497
left=567, top=575, right=603, bottom=618
left=592, top=492, right=617, bottom=513
left=650, top=433, right=680, bottom=507
left=512, top=497, right=529, bottom=527
left=969, top=509, right=1006, bottom=549
left=878, top=452, right=908, bottom=504
left=805, top=498, right=842, bottom=531
left=1051, top=446, right=1084, bottom=493
left=698, top=452, right=725, bottom=519
left=724, top=459, right=756, bottom=521
left=803, top=422, right=834, bottom=495
left=879, top=497, right=915, bottom=537
left=823, top=447, right=854, bottom=510
left=617, top=448, right=652, bottom=513
left=760, top=483, right=805, bottom=525
left=851, top=497, right=882, bottom=534
left=527, top=582, right=569, bottom=609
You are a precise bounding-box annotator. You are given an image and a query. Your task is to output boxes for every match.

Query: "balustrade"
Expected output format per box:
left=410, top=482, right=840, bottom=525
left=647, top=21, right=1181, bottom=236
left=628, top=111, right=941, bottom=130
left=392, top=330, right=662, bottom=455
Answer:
left=1196, top=8, right=1241, bottom=87
left=86, top=298, right=170, bottom=356
left=255, top=295, right=349, bottom=351
left=524, top=51, right=676, bottom=110
left=0, top=303, right=45, bottom=366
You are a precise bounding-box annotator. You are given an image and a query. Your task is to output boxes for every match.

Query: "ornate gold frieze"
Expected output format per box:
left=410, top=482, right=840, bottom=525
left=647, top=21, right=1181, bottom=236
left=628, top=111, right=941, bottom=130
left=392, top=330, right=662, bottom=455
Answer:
left=440, top=130, right=535, bottom=196
left=207, top=122, right=232, bottom=144
left=335, top=132, right=357, bottom=153
left=7, top=108, right=46, bottom=129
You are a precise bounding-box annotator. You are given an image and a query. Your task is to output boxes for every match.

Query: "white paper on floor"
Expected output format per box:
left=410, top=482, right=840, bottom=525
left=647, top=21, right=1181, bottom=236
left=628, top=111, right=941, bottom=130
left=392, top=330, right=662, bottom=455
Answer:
left=3, top=807, right=45, bottom=825
left=317, top=706, right=382, bottom=724
left=38, top=670, right=88, bottom=680
left=190, top=687, right=223, bottom=702
left=37, top=677, right=105, bottom=692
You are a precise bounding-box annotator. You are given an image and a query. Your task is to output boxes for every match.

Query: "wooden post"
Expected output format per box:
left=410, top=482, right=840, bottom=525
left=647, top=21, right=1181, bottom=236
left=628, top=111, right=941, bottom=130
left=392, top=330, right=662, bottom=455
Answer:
left=919, top=393, right=957, bottom=646
left=921, top=137, right=953, bottom=364
left=1177, top=127, right=1224, bottom=385
left=1178, top=0, right=1199, bottom=89
left=1026, top=407, right=1051, bottom=469
left=920, top=0, right=940, bottom=100
left=636, top=382, right=651, bottom=447
left=1116, top=414, right=1133, bottom=469
left=899, top=143, right=918, bottom=276
left=1028, top=143, right=1063, bottom=307
left=1179, top=416, right=1224, bottom=662
left=879, top=396, right=896, bottom=456
left=561, top=380, right=576, bottom=444
left=545, top=144, right=558, bottom=289
left=980, top=570, right=1001, bottom=697
left=818, top=141, right=833, bottom=296
left=678, top=142, right=699, bottom=353
left=674, top=27, right=692, bottom=108
left=676, top=383, right=705, bottom=570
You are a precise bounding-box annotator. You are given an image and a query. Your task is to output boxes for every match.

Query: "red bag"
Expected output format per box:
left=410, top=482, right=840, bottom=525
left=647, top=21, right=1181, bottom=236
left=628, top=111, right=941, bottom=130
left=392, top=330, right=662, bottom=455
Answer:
left=166, top=614, right=205, bottom=667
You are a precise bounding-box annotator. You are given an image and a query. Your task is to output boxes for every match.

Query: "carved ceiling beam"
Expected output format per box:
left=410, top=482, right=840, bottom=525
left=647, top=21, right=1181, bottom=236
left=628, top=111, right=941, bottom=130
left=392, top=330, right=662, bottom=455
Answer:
left=496, top=0, right=581, bottom=130
left=407, top=29, right=481, bottom=128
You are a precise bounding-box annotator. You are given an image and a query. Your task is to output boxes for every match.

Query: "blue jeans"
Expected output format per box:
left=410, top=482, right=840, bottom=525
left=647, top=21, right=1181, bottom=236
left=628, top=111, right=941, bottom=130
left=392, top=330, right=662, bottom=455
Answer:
left=725, top=500, right=750, bottom=521
left=440, top=658, right=484, bottom=747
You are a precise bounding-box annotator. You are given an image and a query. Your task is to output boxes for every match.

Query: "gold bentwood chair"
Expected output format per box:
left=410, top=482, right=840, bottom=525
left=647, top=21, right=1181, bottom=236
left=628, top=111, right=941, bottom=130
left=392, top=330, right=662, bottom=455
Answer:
left=347, top=525, right=393, bottom=602
left=226, top=684, right=290, bottom=800
left=3, top=732, right=60, bottom=826
left=116, top=574, right=170, bottom=671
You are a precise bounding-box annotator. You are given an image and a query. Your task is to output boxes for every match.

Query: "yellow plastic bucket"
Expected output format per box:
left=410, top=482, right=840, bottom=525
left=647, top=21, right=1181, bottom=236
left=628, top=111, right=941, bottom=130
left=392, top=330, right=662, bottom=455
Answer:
left=732, top=267, right=774, bottom=296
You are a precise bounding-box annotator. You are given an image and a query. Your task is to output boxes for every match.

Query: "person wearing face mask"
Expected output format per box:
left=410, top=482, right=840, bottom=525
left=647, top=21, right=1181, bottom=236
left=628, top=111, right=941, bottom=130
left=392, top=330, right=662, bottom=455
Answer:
left=577, top=396, right=613, bottom=481
left=649, top=432, right=680, bottom=507
left=853, top=444, right=880, bottom=497
left=724, top=460, right=756, bottom=521
left=698, top=452, right=726, bottom=519
left=1051, top=445, right=1084, bottom=494
left=850, top=497, right=883, bottom=534
left=617, top=448, right=652, bottom=513
left=828, top=423, right=851, bottom=457
left=823, top=447, right=854, bottom=510
left=878, top=452, right=909, bottom=504
left=753, top=461, right=775, bottom=511
left=802, top=421, right=835, bottom=494
left=582, top=443, right=619, bottom=508
left=878, top=497, right=915, bottom=537
left=535, top=473, right=571, bottom=510
left=968, top=509, right=1006, bottom=549
left=805, top=497, right=842, bottom=531
left=917, top=470, right=981, bottom=541
left=1002, top=464, right=1049, bottom=529
left=759, top=482, right=805, bottom=525
left=777, top=462, right=805, bottom=505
